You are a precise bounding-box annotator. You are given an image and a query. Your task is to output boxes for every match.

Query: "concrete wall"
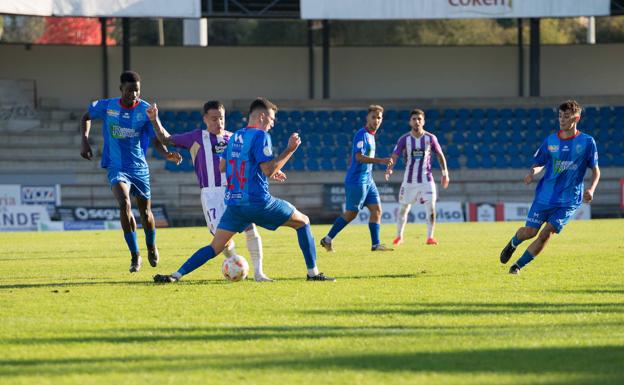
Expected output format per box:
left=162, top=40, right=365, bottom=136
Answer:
left=1, top=44, right=623, bottom=108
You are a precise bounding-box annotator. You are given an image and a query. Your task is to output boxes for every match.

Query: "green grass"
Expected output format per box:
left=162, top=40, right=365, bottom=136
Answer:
left=1, top=220, right=623, bottom=385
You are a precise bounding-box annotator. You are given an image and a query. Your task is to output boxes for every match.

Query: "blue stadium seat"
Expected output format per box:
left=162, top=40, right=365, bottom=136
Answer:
left=514, top=108, right=528, bottom=119
left=542, top=108, right=556, bottom=120
left=480, top=156, right=494, bottom=169
left=321, top=158, right=334, bottom=171
left=306, top=147, right=319, bottom=158
left=542, top=119, right=556, bottom=131
left=481, top=130, right=494, bottom=142
left=599, top=154, right=612, bottom=167
left=583, top=118, right=596, bottom=131
left=439, top=119, right=452, bottom=132
left=320, top=146, right=334, bottom=159
left=494, top=155, right=509, bottom=168
left=345, top=110, right=358, bottom=121
left=317, top=110, right=330, bottom=121
left=510, top=119, right=523, bottom=132
left=281, top=160, right=292, bottom=171
left=486, top=108, right=497, bottom=119
left=528, top=108, right=540, bottom=121
left=510, top=155, right=525, bottom=168
left=425, top=109, right=440, bottom=120
left=164, top=161, right=179, bottom=172
left=466, top=157, right=480, bottom=169
left=598, top=118, right=612, bottom=130
left=336, top=134, right=349, bottom=147
left=151, top=147, right=164, bottom=160
left=398, top=110, right=411, bottom=120
left=190, top=111, right=202, bottom=121
left=463, top=144, right=477, bottom=157
left=454, top=119, right=467, bottom=131
left=358, top=110, right=368, bottom=121
left=162, top=111, right=176, bottom=122
left=290, top=110, right=302, bottom=121
left=321, top=134, right=335, bottom=146
left=303, top=110, right=316, bottom=122
left=447, top=157, right=460, bottom=169
left=293, top=158, right=306, bottom=171
left=306, top=159, right=320, bottom=171
left=613, top=155, right=624, bottom=167
left=335, top=157, right=348, bottom=170
left=472, top=109, right=485, bottom=120
left=468, top=119, right=481, bottom=132
left=276, top=110, right=288, bottom=122
left=499, top=108, right=513, bottom=120
left=507, top=144, right=520, bottom=156
left=330, top=111, right=343, bottom=121
left=451, top=131, right=465, bottom=144
left=443, top=109, right=457, bottom=119
left=176, top=111, right=190, bottom=121
left=229, top=110, right=243, bottom=122
left=599, top=106, right=612, bottom=120
left=525, top=119, right=538, bottom=131
left=384, top=110, right=398, bottom=121
left=457, top=108, right=470, bottom=120
left=497, top=120, right=511, bottom=131
left=446, top=144, right=460, bottom=158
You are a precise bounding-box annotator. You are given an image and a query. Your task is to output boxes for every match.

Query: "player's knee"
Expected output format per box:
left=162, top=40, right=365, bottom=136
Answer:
left=520, top=227, right=538, bottom=239
left=538, top=227, right=555, bottom=241
left=342, top=211, right=357, bottom=222
left=117, top=197, right=131, bottom=212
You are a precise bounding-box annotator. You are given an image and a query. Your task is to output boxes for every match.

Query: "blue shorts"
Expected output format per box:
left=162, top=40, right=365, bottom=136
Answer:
left=345, top=182, right=380, bottom=212
left=107, top=168, right=151, bottom=200
left=525, top=201, right=579, bottom=234
left=218, top=197, right=295, bottom=233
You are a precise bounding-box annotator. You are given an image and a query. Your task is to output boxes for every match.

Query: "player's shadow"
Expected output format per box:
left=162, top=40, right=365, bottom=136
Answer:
left=1, top=344, right=623, bottom=384
left=300, top=301, right=624, bottom=316
left=0, top=279, right=228, bottom=290
left=551, top=286, right=624, bottom=295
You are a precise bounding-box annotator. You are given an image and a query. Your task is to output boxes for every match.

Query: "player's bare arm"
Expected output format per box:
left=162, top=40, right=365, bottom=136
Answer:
left=80, top=112, right=93, bottom=160
left=524, top=164, right=545, bottom=185
left=384, top=154, right=400, bottom=181
left=355, top=152, right=393, bottom=167
left=436, top=152, right=450, bottom=189
left=146, top=103, right=175, bottom=147
left=152, top=137, right=183, bottom=165
left=260, top=133, right=300, bottom=178
left=583, top=165, right=600, bottom=203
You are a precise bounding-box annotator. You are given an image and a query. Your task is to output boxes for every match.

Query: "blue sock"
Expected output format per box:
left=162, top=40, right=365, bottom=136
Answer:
left=177, top=245, right=216, bottom=276
left=296, top=224, right=317, bottom=269
left=369, top=222, right=380, bottom=247
left=511, top=235, right=522, bottom=248
left=327, top=216, right=349, bottom=240
left=144, top=228, right=156, bottom=247
left=123, top=232, right=139, bottom=254
left=515, top=250, right=535, bottom=269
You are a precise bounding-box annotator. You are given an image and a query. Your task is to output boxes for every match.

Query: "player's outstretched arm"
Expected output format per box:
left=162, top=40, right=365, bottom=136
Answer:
left=583, top=165, right=600, bottom=203
left=260, top=133, right=300, bottom=178
left=80, top=112, right=93, bottom=160
left=355, top=152, right=393, bottom=167
left=153, top=137, right=183, bottom=165
left=436, top=152, right=450, bottom=189
left=384, top=154, right=399, bottom=181
left=146, top=103, right=175, bottom=146
left=524, top=164, right=544, bottom=185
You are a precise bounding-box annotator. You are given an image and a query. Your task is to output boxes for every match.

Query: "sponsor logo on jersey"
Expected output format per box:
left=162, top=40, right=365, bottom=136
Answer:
left=234, top=133, right=244, bottom=144
left=213, top=141, right=227, bottom=154
left=263, top=146, right=273, bottom=156
left=548, top=145, right=559, bottom=152
left=106, top=109, right=120, bottom=117
left=554, top=159, right=578, bottom=174
left=110, top=124, right=140, bottom=139
left=356, top=140, right=364, bottom=149
left=562, top=145, right=570, bottom=152
left=411, top=149, right=425, bottom=159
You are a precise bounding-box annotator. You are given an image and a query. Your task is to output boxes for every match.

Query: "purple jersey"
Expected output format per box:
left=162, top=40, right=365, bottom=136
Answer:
left=171, top=129, right=231, bottom=188
left=392, top=131, right=442, bottom=184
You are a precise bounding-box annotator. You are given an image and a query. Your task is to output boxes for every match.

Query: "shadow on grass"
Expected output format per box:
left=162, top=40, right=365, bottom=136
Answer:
left=0, top=279, right=228, bottom=290
left=301, top=301, right=624, bottom=316
left=0, top=345, right=623, bottom=384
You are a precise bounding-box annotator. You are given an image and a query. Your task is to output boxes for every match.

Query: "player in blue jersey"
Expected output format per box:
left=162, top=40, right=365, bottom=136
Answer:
left=80, top=71, right=182, bottom=273
left=153, top=97, right=335, bottom=283
left=499, top=100, right=600, bottom=274
left=320, top=105, right=394, bottom=252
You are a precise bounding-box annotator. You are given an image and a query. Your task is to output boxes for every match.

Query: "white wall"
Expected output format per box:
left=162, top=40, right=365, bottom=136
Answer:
left=1, top=44, right=623, bottom=108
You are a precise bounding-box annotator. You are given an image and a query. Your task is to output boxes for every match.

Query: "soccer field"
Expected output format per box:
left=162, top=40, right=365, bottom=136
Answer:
left=1, top=220, right=623, bottom=385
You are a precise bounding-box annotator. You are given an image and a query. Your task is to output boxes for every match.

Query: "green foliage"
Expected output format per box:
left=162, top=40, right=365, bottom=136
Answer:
left=1, top=220, right=623, bottom=384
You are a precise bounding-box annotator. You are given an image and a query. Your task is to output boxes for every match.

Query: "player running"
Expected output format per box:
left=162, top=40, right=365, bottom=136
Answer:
left=153, top=97, right=335, bottom=283
left=320, top=105, right=394, bottom=252
left=385, top=109, right=449, bottom=246
left=80, top=71, right=182, bottom=273
left=499, top=100, right=600, bottom=274
left=146, top=100, right=272, bottom=282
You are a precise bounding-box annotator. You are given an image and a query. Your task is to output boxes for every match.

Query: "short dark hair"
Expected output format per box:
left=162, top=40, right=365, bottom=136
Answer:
left=410, top=109, right=425, bottom=119
left=368, top=104, right=384, bottom=114
left=120, top=71, right=140, bottom=84
left=249, top=97, right=278, bottom=115
left=559, top=100, right=582, bottom=115
left=203, top=100, right=225, bottom=114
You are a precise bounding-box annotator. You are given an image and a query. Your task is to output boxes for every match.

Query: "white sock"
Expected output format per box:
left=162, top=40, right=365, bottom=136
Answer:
left=323, top=235, right=332, bottom=242
left=308, top=266, right=319, bottom=276
left=223, top=239, right=236, bottom=258
left=245, top=226, right=264, bottom=276
left=397, top=204, right=410, bottom=238
left=171, top=271, right=182, bottom=280
left=425, top=201, right=435, bottom=239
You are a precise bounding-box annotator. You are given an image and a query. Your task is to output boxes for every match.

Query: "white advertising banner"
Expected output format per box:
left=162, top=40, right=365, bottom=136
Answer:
left=0, top=205, right=50, bottom=232
left=0, top=185, right=21, bottom=206
left=0, top=0, right=201, bottom=18
left=349, top=201, right=465, bottom=224
left=503, top=202, right=591, bottom=221
left=302, top=0, right=611, bottom=20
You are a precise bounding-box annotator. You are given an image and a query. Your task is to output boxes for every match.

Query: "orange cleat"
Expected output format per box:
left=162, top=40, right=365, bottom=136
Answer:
left=392, top=236, right=403, bottom=246
left=426, top=238, right=438, bottom=245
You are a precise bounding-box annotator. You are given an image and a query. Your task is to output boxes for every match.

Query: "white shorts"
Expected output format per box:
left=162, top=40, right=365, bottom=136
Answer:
left=398, top=181, right=437, bottom=205
left=201, top=187, right=227, bottom=235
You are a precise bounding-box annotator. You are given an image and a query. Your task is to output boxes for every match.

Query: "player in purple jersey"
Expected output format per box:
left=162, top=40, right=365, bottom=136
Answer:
left=499, top=100, right=600, bottom=274
left=146, top=101, right=272, bottom=282
left=80, top=71, right=182, bottom=273
left=153, top=98, right=334, bottom=283
left=385, top=109, right=449, bottom=246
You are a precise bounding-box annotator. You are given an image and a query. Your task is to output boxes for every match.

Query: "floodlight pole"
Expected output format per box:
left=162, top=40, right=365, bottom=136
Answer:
left=122, top=18, right=131, bottom=71
left=529, top=18, right=540, bottom=97
left=307, top=20, right=315, bottom=99
left=517, top=18, right=524, bottom=97
left=322, top=20, right=330, bottom=99
left=100, top=17, right=109, bottom=99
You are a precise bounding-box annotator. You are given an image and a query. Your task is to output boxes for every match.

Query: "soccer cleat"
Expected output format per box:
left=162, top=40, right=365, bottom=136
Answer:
left=129, top=253, right=142, bottom=273
left=254, top=274, right=274, bottom=282
left=306, top=273, right=336, bottom=282
left=392, top=236, right=404, bottom=246
left=320, top=237, right=334, bottom=252
left=426, top=238, right=438, bottom=245
left=153, top=274, right=179, bottom=283
left=499, top=241, right=517, bottom=264
left=509, top=264, right=521, bottom=275
left=147, top=246, right=160, bottom=267
left=371, top=244, right=394, bottom=251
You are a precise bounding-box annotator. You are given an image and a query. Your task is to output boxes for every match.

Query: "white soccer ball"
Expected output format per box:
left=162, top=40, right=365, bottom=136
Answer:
left=221, top=254, right=249, bottom=282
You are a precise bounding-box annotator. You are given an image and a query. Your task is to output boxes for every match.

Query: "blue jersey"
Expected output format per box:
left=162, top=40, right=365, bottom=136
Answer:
left=533, top=131, right=598, bottom=207
left=345, top=128, right=376, bottom=185
left=223, top=127, right=274, bottom=206
left=88, top=98, right=154, bottom=171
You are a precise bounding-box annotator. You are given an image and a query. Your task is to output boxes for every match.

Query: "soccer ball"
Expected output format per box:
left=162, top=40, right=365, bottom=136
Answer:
left=221, top=254, right=249, bottom=282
